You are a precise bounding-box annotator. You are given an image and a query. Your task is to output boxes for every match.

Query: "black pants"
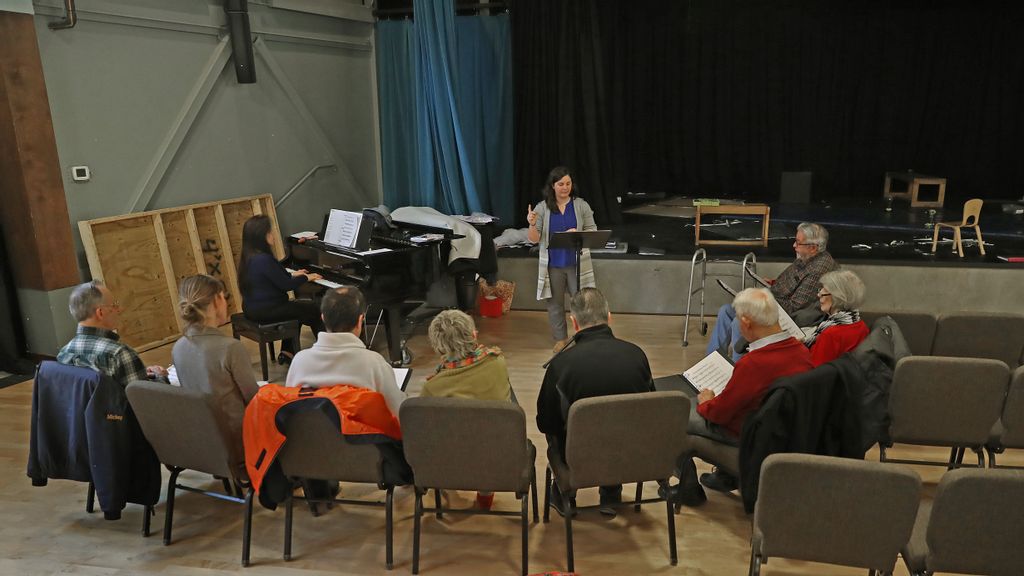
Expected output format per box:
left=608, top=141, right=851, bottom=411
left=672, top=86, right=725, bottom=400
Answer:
left=244, top=300, right=324, bottom=354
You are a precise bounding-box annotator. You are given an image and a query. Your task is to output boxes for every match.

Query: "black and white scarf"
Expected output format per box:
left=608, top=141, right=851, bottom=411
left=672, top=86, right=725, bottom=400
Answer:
left=804, top=310, right=860, bottom=348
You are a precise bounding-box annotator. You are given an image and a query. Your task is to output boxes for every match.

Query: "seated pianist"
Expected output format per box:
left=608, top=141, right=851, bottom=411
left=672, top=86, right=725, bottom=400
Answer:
left=238, top=215, right=324, bottom=364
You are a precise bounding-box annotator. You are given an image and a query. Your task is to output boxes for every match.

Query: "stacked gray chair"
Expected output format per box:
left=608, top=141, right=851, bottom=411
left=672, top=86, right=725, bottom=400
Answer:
left=400, top=397, right=538, bottom=576
left=126, top=380, right=255, bottom=566
left=276, top=409, right=397, bottom=569
left=751, top=453, right=921, bottom=576
left=987, top=365, right=1024, bottom=469
left=543, top=391, right=688, bottom=573
left=903, top=468, right=1024, bottom=576
left=881, top=356, right=1009, bottom=468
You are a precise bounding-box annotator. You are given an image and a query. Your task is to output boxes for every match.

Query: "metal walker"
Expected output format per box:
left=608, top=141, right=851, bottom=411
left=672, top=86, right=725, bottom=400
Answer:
left=682, top=250, right=758, bottom=346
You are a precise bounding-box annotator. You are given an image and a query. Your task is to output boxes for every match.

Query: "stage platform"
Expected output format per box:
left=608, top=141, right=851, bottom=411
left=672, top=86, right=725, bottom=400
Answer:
left=497, top=197, right=1024, bottom=320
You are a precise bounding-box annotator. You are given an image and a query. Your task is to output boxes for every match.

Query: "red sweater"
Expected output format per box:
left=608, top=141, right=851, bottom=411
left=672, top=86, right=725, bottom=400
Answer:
left=697, top=337, right=813, bottom=437
left=809, top=321, right=869, bottom=367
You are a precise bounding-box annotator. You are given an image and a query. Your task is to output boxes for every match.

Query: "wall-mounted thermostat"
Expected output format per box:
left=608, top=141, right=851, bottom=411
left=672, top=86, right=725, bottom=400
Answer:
left=71, top=166, right=90, bottom=182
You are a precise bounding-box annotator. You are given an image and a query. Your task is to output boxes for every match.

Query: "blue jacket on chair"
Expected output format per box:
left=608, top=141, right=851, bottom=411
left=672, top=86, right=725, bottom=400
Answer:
left=27, top=361, right=161, bottom=519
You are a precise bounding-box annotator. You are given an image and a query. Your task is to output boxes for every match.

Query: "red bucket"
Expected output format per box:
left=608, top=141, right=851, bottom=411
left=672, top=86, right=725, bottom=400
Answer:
left=479, top=294, right=503, bottom=317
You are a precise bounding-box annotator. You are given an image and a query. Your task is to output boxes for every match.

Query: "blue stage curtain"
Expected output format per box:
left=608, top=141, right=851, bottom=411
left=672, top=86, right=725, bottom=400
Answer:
left=376, top=2, right=513, bottom=223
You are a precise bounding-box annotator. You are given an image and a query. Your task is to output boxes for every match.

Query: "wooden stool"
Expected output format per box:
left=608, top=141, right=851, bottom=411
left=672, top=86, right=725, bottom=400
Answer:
left=230, top=313, right=301, bottom=380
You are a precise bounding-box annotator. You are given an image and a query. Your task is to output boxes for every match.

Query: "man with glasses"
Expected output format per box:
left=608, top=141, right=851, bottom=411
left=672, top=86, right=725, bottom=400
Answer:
left=58, top=280, right=167, bottom=386
left=705, top=222, right=838, bottom=361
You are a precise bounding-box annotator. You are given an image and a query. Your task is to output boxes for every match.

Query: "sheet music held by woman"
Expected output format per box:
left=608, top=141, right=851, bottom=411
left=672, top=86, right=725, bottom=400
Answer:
left=682, top=351, right=734, bottom=395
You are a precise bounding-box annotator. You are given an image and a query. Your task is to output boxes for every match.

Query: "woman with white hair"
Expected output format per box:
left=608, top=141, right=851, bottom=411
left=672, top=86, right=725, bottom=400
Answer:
left=806, top=269, right=869, bottom=366
left=422, top=309, right=513, bottom=509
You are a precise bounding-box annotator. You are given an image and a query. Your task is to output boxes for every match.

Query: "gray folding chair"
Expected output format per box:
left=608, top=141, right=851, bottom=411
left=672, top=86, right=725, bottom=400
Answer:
left=903, top=468, right=1024, bottom=576
left=276, top=409, right=397, bottom=569
left=987, top=365, right=1024, bottom=469
left=125, top=380, right=255, bottom=566
left=751, top=453, right=921, bottom=576
left=400, top=397, right=538, bottom=576
left=931, top=312, right=1024, bottom=369
left=880, top=356, right=1009, bottom=469
left=544, top=391, right=689, bottom=573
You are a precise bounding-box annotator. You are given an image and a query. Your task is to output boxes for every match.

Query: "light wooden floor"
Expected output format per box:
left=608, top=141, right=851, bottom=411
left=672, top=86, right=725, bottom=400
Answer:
left=3, top=311, right=1019, bottom=575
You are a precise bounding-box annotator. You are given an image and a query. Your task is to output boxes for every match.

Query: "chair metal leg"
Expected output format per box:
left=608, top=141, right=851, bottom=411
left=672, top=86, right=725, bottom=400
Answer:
left=976, top=447, right=984, bottom=468
left=434, top=488, right=443, bottom=519
left=241, top=487, right=254, bottom=567
left=748, top=548, right=762, bottom=576
left=879, top=445, right=888, bottom=462
left=385, top=486, right=394, bottom=570
left=564, top=493, right=575, bottom=573
left=284, top=489, right=294, bottom=560
left=163, top=468, right=181, bottom=545
left=987, top=446, right=998, bottom=468
left=530, top=468, right=539, bottom=523
left=666, top=484, right=678, bottom=565
left=258, top=343, right=269, bottom=381
left=635, top=482, right=643, bottom=513
left=412, top=489, right=423, bottom=575
left=521, top=491, right=529, bottom=576
left=221, top=477, right=233, bottom=495
left=543, top=467, right=551, bottom=523
left=948, top=446, right=960, bottom=470
left=86, top=481, right=95, bottom=513
left=142, top=505, right=152, bottom=537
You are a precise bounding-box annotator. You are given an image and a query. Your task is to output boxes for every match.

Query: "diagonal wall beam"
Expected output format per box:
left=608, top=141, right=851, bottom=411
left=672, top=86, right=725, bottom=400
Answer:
left=129, top=35, right=231, bottom=212
left=253, top=36, right=374, bottom=208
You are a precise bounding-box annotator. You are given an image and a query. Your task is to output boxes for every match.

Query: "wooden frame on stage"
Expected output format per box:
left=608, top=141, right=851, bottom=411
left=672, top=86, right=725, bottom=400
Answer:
left=78, top=194, right=283, bottom=352
left=694, top=204, right=771, bottom=248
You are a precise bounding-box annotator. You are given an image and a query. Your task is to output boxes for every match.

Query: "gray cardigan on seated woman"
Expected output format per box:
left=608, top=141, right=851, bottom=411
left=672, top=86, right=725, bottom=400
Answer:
left=172, top=325, right=259, bottom=469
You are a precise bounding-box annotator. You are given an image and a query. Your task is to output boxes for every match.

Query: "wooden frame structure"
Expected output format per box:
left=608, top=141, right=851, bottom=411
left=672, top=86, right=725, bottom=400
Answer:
left=79, top=194, right=283, bottom=351
left=883, top=171, right=946, bottom=209
left=694, top=204, right=771, bottom=247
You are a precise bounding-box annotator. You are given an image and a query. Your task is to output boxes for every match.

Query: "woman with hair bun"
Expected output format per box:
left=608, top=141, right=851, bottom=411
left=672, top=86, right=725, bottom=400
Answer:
left=171, top=274, right=259, bottom=472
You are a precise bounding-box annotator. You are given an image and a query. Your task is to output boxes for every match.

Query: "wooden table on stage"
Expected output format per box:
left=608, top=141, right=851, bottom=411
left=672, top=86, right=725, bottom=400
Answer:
left=694, top=204, right=771, bottom=247
left=883, top=171, right=946, bottom=208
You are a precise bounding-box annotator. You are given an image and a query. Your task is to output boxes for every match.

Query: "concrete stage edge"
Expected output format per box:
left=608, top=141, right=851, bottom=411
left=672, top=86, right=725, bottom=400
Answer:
left=498, top=257, right=1023, bottom=318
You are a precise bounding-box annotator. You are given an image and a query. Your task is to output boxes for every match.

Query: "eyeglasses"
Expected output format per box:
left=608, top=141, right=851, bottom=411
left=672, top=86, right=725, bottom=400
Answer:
left=795, top=242, right=818, bottom=247
left=817, top=291, right=831, bottom=298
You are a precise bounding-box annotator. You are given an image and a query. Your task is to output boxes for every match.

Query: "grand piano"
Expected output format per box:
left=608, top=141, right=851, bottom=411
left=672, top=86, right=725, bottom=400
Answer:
left=284, top=221, right=455, bottom=366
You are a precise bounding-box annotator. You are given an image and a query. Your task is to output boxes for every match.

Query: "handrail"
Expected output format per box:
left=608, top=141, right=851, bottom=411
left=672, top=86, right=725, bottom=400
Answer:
left=48, top=0, right=78, bottom=30
left=275, top=164, right=337, bottom=208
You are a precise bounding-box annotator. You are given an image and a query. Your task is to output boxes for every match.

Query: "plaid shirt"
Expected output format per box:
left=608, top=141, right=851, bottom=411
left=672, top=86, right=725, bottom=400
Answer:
left=57, top=326, right=148, bottom=387
left=772, top=251, right=838, bottom=314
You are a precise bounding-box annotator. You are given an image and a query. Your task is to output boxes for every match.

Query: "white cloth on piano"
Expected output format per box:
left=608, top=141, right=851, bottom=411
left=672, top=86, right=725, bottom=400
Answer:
left=390, top=206, right=482, bottom=264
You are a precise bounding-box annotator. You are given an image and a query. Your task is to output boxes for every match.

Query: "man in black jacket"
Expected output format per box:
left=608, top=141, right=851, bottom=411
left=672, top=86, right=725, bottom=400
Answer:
left=537, top=288, right=655, bottom=516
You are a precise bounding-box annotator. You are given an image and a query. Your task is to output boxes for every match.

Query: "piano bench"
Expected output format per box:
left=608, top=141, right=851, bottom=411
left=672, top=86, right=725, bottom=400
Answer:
left=229, top=314, right=301, bottom=381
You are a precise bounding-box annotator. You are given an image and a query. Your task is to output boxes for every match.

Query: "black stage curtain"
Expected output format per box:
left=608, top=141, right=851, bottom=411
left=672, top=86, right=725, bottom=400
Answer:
left=511, top=0, right=1024, bottom=222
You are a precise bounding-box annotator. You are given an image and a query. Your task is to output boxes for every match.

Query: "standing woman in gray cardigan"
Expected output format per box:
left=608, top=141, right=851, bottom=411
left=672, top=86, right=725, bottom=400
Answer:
left=172, top=274, right=259, bottom=474
left=527, top=166, right=598, bottom=352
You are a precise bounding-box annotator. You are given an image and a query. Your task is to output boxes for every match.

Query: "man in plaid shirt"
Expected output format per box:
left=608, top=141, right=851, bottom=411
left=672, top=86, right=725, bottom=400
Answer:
left=705, top=222, right=838, bottom=362
left=57, top=280, right=167, bottom=386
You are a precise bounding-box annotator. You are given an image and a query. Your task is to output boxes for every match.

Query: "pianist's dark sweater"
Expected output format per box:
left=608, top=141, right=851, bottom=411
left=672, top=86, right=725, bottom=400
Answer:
left=242, top=252, right=308, bottom=311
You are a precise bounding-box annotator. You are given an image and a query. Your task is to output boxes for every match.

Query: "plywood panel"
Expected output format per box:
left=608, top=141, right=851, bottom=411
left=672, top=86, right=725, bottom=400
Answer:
left=159, top=210, right=201, bottom=287
left=78, top=194, right=279, bottom=351
left=89, top=216, right=178, bottom=348
left=192, top=206, right=238, bottom=314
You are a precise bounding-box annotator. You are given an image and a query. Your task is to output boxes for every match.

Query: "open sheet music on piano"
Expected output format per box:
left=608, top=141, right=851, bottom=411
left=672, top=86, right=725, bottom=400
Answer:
left=323, top=209, right=363, bottom=249
left=682, top=351, right=734, bottom=395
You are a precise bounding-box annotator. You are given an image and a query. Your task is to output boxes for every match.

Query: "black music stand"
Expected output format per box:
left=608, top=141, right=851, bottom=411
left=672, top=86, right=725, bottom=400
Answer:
left=549, top=230, right=612, bottom=288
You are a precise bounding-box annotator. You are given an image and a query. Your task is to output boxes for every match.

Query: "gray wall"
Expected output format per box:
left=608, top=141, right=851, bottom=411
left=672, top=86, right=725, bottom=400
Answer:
left=21, top=0, right=380, bottom=353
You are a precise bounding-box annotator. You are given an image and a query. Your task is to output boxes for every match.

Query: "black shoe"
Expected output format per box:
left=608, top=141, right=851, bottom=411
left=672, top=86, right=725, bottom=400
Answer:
left=549, top=489, right=577, bottom=518
left=699, top=468, right=739, bottom=493
left=598, top=487, right=622, bottom=517
left=277, top=352, right=294, bottom=365
left=659, top=482, right=707, bottom=508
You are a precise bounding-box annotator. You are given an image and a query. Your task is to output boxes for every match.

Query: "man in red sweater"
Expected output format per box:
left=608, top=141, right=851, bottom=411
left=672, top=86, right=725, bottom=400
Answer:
left=684, top=288, right=814, bottom=497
